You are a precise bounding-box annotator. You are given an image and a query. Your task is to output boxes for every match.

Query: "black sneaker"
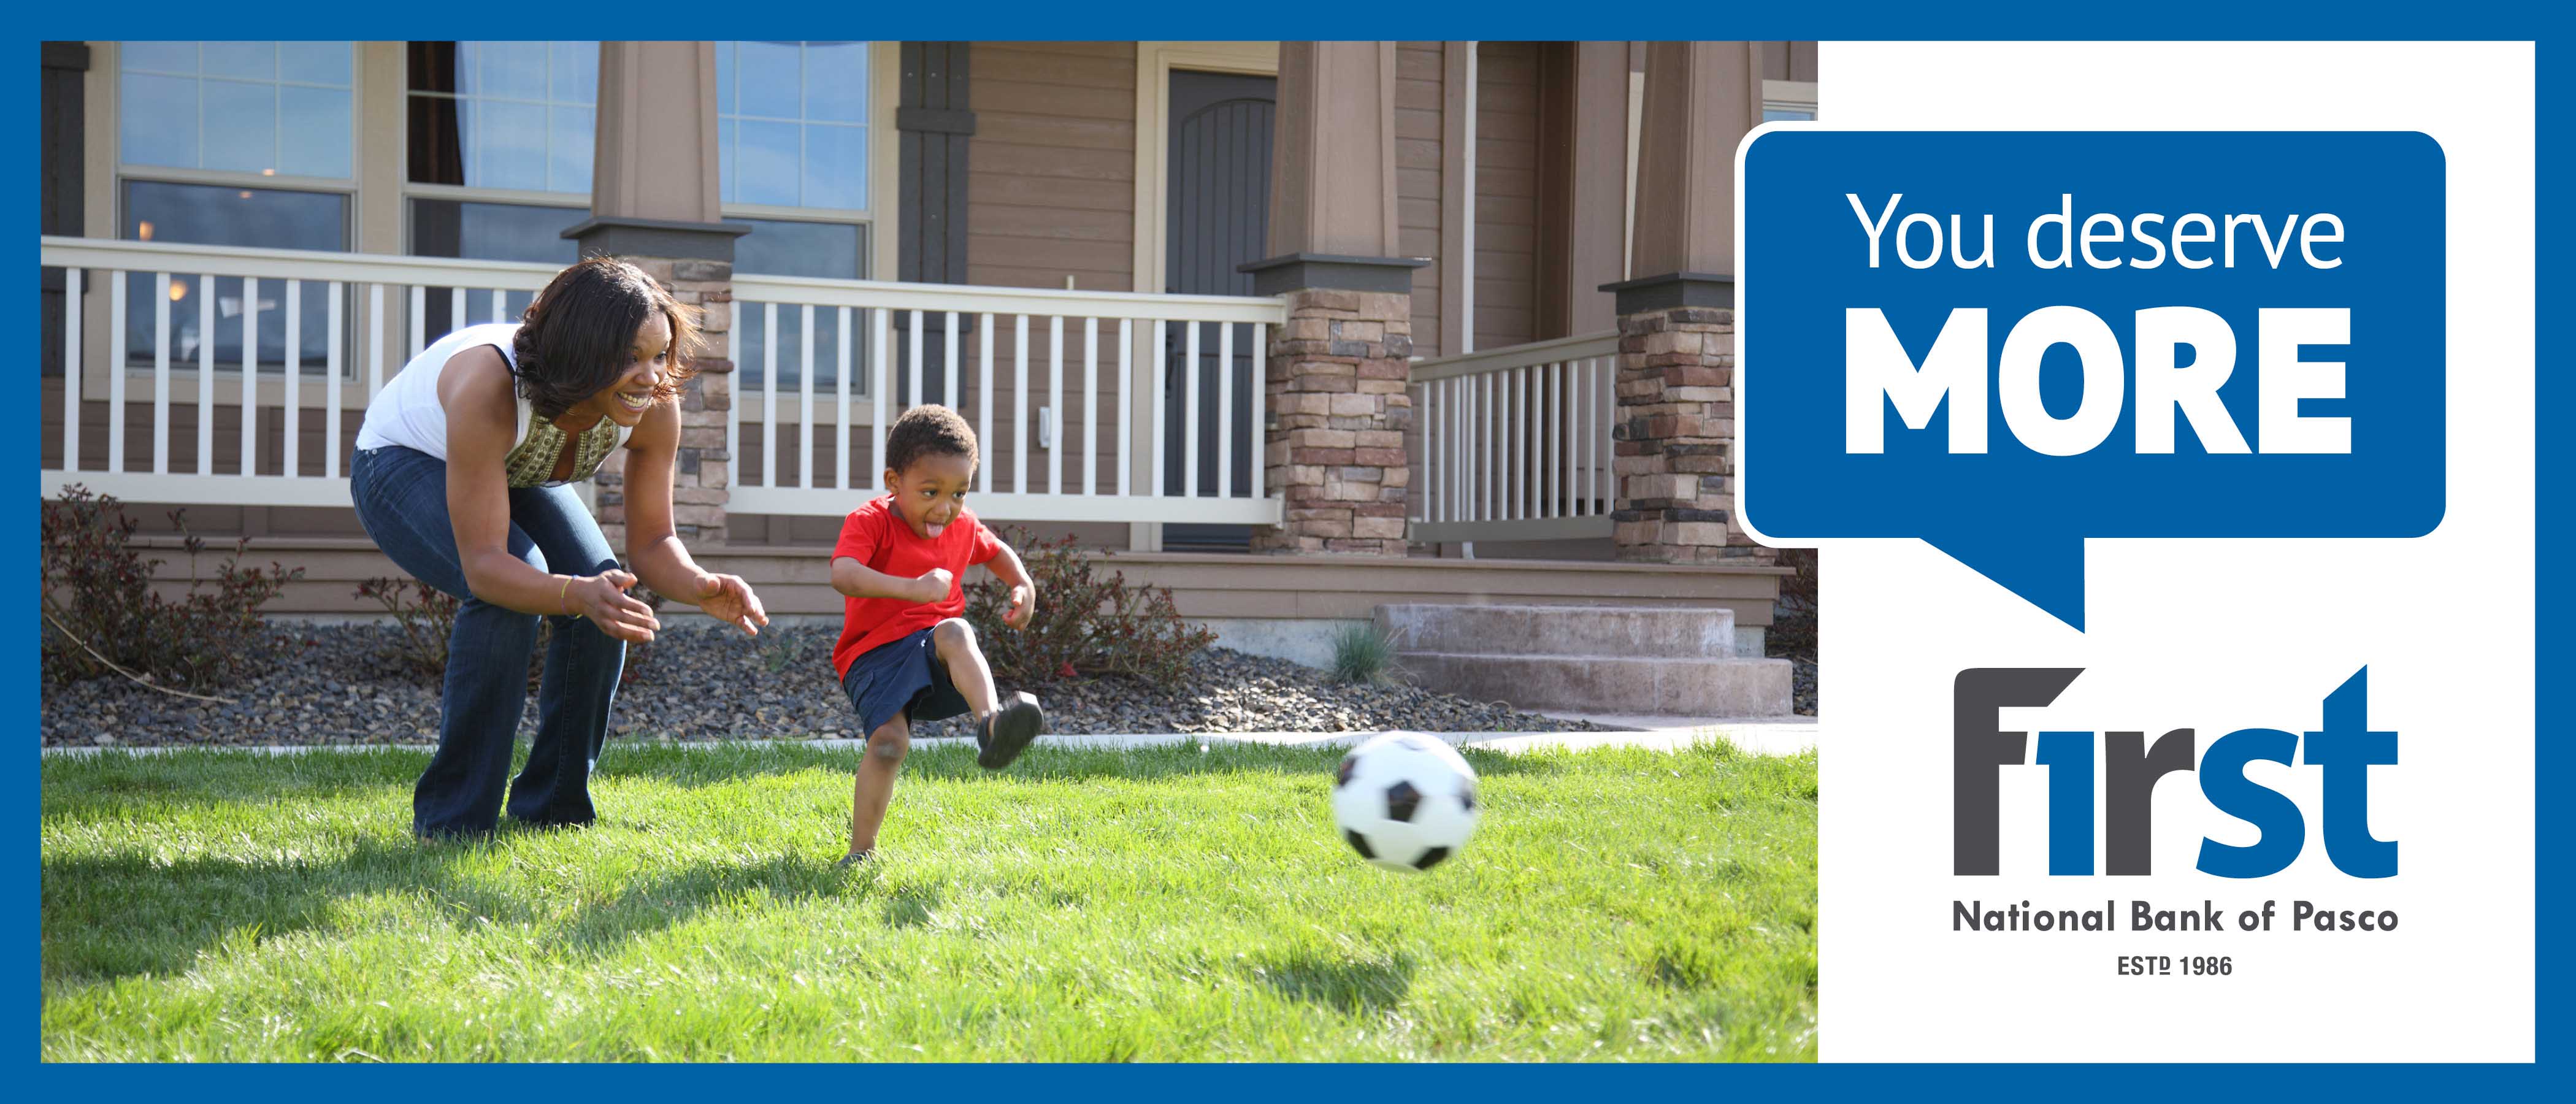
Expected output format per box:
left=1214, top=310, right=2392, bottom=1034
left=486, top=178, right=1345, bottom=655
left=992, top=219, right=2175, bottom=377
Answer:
left=835, top=849, right=873, bottom=869
left=976, top=691, right=1045, bottom=770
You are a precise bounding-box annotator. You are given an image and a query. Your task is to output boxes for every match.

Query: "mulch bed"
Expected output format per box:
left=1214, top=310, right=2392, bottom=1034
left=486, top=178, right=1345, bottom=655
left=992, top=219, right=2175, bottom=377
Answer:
left=39, top=623, right=1608, bottom=748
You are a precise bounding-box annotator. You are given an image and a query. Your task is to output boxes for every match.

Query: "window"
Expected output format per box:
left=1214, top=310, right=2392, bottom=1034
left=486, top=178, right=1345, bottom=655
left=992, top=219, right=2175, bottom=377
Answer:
left=730, top=217, right=869, bottom=392
left=405, top=42, right=597, bottom=194
left=112, top=42, right=356, bottom=376
left=715, top=41, right=871, bottom=211
left=717, top=42, right=881, bottom=393
left=121, top=181, right=348, bottom=375
left=404, top=42, right=597, bottom=344
left=410, top=200, right=583, bottom=266
left=120, top=42, right=354, bottom=179
left=408, top=198, right=584, bottom=332
left=731, top=217, right=865, bottom=279
left=1762, top=79, right=1819, bottom=122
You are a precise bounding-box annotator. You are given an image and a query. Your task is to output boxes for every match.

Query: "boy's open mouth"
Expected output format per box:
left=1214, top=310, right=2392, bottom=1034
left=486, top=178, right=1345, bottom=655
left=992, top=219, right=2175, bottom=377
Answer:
left=921, top=519, right=948, bottom=539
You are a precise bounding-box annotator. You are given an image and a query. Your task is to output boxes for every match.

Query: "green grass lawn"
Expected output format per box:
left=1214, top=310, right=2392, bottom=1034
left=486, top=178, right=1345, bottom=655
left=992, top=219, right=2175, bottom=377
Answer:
left=40, top=740, right=1816, bottom=1062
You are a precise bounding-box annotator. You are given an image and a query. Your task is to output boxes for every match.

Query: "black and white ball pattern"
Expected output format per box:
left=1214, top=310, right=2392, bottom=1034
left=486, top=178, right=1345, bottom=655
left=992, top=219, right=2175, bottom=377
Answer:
left=1330, top=732, right=1482, bottom=872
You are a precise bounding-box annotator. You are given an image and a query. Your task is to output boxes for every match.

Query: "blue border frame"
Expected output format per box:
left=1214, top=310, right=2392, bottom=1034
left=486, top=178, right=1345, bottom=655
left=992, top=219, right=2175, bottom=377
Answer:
left=19, top=4, right=2563, bottom=1092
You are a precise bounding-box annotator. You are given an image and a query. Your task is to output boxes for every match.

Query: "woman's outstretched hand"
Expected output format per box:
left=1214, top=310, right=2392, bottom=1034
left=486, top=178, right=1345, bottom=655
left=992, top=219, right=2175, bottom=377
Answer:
left=694, top=572, right=771, bottom=636
left=573, top=569, right=661, bottom=643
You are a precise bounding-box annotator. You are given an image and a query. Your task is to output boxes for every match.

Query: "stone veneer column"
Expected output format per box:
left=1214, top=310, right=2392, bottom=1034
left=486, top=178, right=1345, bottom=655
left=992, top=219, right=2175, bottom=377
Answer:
left=564, top=41, right=745, bottom=549
left=1602, top=292, right=1766, bottom=563
left=583, top=256, right=735, bottom=549
left=1602, top=40, right=1769, bottom=565
left=1254, top=286, right=1417, bottom=553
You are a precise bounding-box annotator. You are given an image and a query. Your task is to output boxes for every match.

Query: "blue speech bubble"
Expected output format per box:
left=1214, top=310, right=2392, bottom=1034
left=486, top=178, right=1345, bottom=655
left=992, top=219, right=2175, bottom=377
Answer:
left=1739, top=131, right=2445, bottom=631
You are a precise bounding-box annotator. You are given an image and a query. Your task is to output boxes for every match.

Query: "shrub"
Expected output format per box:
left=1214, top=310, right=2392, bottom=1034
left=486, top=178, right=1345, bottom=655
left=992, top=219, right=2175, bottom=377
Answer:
left=40, top=486, right=302, bottom=692
left=355, top=575, right=665, bottom=688
left=1769, top=547, right=1818, bottom=659
left=962, top=528, right=1214, bottom=688
left=355, top=575, right=455, bottom=680
left=1328, top=622, right=1400, bottom=685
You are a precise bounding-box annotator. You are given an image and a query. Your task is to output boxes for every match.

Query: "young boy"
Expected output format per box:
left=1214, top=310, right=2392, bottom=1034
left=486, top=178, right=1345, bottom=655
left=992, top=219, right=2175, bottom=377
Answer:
left=828, top=404, right=1044, bottom=867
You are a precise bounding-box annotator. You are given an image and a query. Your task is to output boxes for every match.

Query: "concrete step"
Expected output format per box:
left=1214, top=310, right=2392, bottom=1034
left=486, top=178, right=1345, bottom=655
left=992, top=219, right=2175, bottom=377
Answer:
left=1373, top=603, right=1740, bottom=659
left=1390, top=651, right=1796, bottom=718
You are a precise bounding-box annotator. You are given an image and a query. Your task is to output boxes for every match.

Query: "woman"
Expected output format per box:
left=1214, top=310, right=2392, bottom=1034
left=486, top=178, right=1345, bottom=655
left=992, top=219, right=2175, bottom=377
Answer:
left=351, top=257, right=768, bottom=838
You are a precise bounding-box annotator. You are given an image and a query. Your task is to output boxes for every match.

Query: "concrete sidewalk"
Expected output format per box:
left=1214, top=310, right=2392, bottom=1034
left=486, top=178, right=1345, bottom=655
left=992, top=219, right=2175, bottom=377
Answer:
left=1536, top=711, right=1820, bottom=756
left=40, top=724, right=1816, bottom=759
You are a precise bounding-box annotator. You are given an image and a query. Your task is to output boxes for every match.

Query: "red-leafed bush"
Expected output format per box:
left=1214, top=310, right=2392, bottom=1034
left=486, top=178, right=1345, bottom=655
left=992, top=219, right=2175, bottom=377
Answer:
left=41, top=486, right=302, bottom=691
left=963, top=528, right=1213, bottom=688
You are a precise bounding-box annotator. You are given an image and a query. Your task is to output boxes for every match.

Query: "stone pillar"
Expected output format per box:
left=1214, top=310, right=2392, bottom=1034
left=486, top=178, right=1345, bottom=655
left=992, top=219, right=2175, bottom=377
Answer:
left=1606, top=301, right=1759, bottom=562
left=1254, top=286, right=1418, bottom=553
left=1244, top=42, right=1424, bottom=556
left=564, top=41, right=746, bottom=549
left=1600, top=41, right=1769, bottom=565
left=585, top=255, right=735, bottom=549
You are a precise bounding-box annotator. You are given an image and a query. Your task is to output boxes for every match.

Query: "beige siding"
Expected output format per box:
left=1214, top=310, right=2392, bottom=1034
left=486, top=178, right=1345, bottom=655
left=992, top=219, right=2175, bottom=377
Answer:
left=1761, top=42, right=1819, bottom=83
left=1394, top=42, right=1445, bottom=358
left=1474, top=42, right=1539, bottom=351
left=802, top=39, right=1144, bottom=542
left=968, top=42, right=1138, bottom=294
left=101, top=537, right=1783, bottom=627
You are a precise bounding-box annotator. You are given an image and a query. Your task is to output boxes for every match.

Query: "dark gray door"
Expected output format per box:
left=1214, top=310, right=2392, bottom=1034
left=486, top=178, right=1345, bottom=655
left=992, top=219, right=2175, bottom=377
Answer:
left=1162, top=70, right=1273, bottom=551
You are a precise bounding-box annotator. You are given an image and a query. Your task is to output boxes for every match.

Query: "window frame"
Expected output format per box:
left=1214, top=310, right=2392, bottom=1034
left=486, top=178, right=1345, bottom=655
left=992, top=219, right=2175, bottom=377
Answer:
left=399, top=40, right=602, bottom=201
left=397, top=40, right=599, bottom=270
left=96, top=40, right=364, bottom=393
left=1761, top=78, right=1820, bottom=121
left=112, top=40, right=362, bottom=188
left=719, top=42, right=899, bottom=399
left=716, top=40, right=900, bottom=283
left=393, top=42, right=600, bottom=352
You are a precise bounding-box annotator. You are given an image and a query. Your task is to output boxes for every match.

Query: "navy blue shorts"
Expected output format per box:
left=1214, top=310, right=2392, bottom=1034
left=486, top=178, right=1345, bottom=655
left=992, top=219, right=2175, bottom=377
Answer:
left=841, top=626, right=972, bottom=738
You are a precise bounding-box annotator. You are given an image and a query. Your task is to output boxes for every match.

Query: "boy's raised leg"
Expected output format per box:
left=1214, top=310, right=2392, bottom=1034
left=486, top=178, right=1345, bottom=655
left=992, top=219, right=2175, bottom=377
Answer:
left=929, top=618, right=997, bottom=716
left=929, top=618, right=1043, bottom=770
left=848, top=713, right=910, bottom=860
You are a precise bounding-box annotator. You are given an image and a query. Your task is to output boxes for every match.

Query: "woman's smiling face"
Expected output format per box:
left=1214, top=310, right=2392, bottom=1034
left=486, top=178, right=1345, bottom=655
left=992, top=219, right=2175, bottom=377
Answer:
left=573, top=310, right=673, bottom=427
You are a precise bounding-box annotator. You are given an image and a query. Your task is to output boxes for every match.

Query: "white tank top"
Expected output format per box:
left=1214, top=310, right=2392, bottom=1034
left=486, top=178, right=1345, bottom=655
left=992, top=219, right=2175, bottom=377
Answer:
left=354, top=322, right=634, bottom=486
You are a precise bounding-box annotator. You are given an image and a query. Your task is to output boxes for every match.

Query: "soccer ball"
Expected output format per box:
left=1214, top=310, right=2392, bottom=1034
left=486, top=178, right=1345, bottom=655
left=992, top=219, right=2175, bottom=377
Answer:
left=1331, top=732, right=1481, bottom=872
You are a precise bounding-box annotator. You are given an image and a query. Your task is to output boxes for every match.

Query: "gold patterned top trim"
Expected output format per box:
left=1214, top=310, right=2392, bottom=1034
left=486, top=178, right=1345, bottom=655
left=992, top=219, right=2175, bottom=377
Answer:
left=500, top=408, right=622, bottom=489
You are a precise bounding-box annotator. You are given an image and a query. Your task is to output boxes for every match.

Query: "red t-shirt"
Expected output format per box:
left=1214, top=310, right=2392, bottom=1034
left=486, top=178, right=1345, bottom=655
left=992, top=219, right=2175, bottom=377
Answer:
left=830, top=496, right=1005, bottom=678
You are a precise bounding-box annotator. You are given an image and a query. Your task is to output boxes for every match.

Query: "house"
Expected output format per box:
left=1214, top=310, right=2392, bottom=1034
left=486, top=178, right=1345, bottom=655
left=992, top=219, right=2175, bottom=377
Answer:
left=38, top=40, right=1809, bottom=712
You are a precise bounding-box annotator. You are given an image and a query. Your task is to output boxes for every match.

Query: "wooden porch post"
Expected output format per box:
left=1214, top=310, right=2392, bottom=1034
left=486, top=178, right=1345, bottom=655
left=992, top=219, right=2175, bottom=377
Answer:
left=1244, top=41, right=1426, bottom=556
left=564, top=41, right=748, bottom=550
left=1599, top=41, right=1770, bottom=565
left=1563, top=41, right=1630, bottom=337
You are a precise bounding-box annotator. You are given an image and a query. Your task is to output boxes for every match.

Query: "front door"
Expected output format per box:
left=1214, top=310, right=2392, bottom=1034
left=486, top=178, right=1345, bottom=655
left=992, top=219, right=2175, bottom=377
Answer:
left=1162, top=69, right=1274, bottom=551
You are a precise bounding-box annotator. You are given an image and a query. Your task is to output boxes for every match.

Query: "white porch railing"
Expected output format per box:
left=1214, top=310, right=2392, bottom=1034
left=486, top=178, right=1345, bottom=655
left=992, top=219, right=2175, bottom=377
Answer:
left=728, top=274, right=1284, bottom=524
left=1408, top=331, right=1620, bottom=543
left=39, top=237, right=1287, bottom=529
left=40, top=236, right=564, bottom=507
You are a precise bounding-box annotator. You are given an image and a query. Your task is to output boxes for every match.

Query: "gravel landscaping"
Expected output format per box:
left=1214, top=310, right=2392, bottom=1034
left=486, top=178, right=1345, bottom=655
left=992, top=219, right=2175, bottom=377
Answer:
left=39, top=623, right=1611, bottom=748
left=1787, top=656, right=1818, bottom=718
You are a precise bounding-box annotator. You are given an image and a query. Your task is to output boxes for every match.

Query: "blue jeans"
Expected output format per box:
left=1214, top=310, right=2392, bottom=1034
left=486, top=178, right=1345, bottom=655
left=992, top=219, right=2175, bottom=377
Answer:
left=350, top=445, right=627, bottom=838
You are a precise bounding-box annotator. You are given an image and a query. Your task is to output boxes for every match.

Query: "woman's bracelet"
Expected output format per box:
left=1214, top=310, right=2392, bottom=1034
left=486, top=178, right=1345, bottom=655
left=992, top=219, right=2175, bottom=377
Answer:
left=559, top=575, right=573, bottom=616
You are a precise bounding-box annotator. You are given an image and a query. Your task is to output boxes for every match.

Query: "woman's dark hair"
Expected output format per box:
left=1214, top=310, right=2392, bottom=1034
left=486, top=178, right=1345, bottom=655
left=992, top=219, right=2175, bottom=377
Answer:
left=884, top=404, right=979, bottom=476
left=510, top=257, right=702, bottom=418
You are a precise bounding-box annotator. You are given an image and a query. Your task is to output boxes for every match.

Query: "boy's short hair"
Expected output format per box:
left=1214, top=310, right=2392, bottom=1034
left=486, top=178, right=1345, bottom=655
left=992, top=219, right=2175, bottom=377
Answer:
left=885, top=404, right=979, bottom=475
